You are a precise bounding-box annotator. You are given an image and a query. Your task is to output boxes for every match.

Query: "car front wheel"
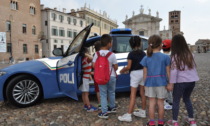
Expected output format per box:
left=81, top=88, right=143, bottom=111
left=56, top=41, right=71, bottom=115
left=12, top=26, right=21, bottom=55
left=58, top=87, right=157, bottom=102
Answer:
left=6, top=75, right=42, bottom=107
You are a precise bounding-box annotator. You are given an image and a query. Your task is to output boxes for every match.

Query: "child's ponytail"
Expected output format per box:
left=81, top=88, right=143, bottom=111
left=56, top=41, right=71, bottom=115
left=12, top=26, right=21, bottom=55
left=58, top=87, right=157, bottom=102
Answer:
left=147, top=35, right=162, bottom=57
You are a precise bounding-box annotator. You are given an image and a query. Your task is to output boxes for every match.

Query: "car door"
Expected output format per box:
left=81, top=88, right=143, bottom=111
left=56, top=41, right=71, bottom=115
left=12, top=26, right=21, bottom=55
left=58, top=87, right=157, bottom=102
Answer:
left=56, top=24, right=93, bottom=100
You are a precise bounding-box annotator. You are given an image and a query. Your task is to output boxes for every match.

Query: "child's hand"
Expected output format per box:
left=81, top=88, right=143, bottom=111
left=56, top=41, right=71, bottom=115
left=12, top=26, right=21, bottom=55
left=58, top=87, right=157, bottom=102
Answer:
left=166, top=83, right=174, bottom=91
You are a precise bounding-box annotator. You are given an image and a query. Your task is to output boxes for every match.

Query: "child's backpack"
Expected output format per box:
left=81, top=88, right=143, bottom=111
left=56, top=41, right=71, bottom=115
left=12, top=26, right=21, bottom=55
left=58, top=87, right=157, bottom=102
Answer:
left=94, top=51, right=112, bottom=85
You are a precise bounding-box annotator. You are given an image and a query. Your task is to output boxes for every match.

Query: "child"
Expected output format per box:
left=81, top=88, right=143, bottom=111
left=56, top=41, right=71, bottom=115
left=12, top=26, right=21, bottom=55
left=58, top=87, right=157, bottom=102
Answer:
left=167, top=35, right=199, bottom=126
left=92, top=34, right=118, bottom=119
left=162, top=39, right=173, bottom=110
left=118, top=36, right=146, bottom=122
left=79, top=47, right=98, bottom=112
left=140, top=35, right=170, bottom=126
left=93, top=41, right=101, bottom=108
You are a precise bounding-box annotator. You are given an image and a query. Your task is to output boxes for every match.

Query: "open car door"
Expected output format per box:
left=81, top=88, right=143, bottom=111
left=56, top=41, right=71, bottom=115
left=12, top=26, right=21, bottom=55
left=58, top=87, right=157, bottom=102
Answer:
left=56, top=24, right=93, bottom=100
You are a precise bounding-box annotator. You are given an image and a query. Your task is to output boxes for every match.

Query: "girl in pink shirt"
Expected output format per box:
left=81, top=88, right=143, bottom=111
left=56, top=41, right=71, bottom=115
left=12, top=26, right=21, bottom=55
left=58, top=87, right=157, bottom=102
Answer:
left=167, top=35, right=199, bottom=126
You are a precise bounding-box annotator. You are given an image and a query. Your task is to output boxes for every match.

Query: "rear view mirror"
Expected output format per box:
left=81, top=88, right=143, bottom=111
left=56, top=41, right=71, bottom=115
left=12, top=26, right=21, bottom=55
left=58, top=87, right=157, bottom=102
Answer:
left=53, top=48, right=63, bottom=56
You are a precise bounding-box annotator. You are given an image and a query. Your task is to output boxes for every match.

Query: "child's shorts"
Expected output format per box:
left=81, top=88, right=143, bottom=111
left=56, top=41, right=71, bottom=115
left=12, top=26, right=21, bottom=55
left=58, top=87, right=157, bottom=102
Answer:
left=79, top=78, right=90, bottom=92
left=130, top=70, right=144, bottom=88
left=145, top=86, right=167, bottom=99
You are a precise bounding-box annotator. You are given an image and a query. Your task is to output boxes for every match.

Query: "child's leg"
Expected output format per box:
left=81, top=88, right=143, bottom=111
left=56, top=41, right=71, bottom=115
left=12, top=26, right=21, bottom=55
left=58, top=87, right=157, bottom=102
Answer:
left=140, top=85, right=146, bottom=110
left=172, top=83, right=185, bottom=121
left=182, top=82, right=195, bottom=119
left=84, top=92, right=90, bottom=106
left=107, top=77, right=116, bottom=108
left=148, top=97, right=156, bottom=120
left=82, top=92, right=86, bottom=105
left=98, top=84, right=108, bottom=113
left=157, top=98, right=165, bottom=120
left=128, top=87, right=138, bottom=114
left=96, top=92, right=100, bottom=104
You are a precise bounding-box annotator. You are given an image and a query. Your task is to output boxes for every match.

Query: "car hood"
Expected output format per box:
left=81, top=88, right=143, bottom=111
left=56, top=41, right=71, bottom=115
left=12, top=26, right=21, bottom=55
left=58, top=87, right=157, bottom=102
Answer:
left=1, top=57, right=62, bottom=72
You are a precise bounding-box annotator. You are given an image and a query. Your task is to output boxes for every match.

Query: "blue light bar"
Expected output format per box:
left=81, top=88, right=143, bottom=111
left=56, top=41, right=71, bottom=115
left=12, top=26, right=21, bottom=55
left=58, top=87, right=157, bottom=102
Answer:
left=111, top=28, right=132, bottom=32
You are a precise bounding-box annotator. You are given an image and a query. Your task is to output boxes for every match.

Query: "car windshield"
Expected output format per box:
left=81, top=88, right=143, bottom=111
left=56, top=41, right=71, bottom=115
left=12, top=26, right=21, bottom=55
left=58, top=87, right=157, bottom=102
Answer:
left=112, top=36, right=148, bottom=53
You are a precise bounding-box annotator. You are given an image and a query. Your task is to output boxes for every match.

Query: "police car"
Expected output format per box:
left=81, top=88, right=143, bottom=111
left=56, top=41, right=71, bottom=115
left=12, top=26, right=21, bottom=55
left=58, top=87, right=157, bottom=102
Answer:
left=0, top=24, right=148, bottom=107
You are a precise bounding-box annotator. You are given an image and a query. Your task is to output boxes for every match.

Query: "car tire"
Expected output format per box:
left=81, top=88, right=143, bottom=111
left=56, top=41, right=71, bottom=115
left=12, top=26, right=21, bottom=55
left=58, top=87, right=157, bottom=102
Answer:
left=6, top=75, right=42, bottom=108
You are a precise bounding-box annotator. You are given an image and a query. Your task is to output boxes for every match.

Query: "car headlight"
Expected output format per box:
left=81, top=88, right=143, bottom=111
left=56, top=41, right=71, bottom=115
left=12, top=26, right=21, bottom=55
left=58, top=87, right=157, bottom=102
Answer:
left=0, top=71, right=7, bottom=76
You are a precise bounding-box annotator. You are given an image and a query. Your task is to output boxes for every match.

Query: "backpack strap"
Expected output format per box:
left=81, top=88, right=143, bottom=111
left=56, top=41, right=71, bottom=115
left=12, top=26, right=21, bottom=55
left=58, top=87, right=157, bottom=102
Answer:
left=96, top=51, right=101, bottom=57
left=105, top=52, right=112, bottom=58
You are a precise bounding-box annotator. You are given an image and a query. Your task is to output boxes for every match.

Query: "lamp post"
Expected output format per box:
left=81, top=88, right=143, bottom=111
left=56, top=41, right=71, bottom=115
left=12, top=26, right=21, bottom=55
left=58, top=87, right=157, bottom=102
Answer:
left=9, top=15, right=13, bottom=63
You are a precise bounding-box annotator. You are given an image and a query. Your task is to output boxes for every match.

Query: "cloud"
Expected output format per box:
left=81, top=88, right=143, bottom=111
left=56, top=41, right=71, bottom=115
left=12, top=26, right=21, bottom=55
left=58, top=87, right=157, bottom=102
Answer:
left=195, top=0, right=209, bottom=3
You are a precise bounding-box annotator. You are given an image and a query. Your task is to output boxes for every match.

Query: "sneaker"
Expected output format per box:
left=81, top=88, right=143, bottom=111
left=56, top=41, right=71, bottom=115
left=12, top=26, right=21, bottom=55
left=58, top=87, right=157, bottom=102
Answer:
left=164, top=103, right=172, bottom=110
left=118, top=113, right=132, bottom=122
left=146, top=121, right=155, bottom=126
left=98, top=112, right=109, bottom=119
left=107, top=106, right=117, bottom=113
left=185, top=117, right=197, bottom=126
left=167, top=120, right=179, bottom=126
left=86, top=105, right=98, bottom=112
left=158, top=120, right=165, bottom=126
left=83, top=105, right=88, bottom=110
left=133, top=109, right=146, bottom=118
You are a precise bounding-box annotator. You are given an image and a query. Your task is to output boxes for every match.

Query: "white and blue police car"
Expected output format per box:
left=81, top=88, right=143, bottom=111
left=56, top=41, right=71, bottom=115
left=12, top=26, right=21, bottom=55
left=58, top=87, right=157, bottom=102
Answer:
left=0, top=24, right=148, bottom=107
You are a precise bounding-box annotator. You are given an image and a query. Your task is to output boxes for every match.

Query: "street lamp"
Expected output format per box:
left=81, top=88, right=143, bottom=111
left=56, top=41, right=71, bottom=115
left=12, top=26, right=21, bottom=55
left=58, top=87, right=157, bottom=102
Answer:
left=9, top=15, right=13, bottom=63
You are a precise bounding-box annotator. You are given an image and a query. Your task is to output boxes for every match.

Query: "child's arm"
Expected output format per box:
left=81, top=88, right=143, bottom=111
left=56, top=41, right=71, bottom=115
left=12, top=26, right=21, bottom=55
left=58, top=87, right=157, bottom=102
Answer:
left=85, top=53, right=93, bottom=62
left=143, top=67, right=147, bottom=82
left=113, top=64, right=118, bottom=71
left=120, top=60, right=132, bottom=74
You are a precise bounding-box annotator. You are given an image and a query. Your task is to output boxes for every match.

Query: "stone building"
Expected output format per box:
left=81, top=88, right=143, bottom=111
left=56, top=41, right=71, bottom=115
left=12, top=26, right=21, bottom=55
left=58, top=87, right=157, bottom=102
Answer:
left=195, top=39, right=210, bottom=53
left=159, top=26, right=173, bottom=40
left=0, top=0, right=42, bottom=62
left=123, top=6, right=162, bottom=37
left=41, top=6, right=86, bottom=57
left=169, top=10, right=183, bottom=37
left=69, top=3, right=118, bottom=36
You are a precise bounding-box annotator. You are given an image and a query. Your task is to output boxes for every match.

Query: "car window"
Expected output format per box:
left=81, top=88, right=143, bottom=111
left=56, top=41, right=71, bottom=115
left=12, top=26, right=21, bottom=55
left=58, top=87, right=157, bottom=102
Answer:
left=112, top=36, right=132, bottom=53
left=112, top=36, right=148, bottom=53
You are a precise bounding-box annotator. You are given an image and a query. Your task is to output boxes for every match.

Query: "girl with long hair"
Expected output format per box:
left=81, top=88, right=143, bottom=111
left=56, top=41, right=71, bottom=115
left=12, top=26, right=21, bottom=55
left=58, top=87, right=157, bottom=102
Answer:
left=167, top=34, right=199, bottom=126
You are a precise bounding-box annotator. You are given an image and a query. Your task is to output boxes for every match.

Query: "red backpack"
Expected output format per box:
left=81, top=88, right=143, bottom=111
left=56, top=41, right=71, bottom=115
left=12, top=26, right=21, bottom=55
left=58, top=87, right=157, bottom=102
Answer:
left=94, top=51, right=112, bottom=85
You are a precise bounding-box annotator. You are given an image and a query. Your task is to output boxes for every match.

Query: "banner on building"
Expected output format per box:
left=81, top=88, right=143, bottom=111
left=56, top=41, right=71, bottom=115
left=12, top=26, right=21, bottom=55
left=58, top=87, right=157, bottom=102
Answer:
left=0, top=32, right=6, bottom=52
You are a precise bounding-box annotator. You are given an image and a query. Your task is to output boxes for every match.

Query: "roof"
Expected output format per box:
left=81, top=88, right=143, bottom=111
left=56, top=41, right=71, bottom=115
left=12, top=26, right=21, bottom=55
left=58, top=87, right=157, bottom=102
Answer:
left=195, top=39, right=210, bottom=45
left=123, top=13, right=162, bottom=24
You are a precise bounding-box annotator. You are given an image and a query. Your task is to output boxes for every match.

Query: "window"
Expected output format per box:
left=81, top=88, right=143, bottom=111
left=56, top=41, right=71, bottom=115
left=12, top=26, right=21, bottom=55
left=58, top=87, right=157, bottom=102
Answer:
left=35, top=45, right=38, bottom=53
left=45, top=21, right=48, bottom=26
left=98, top=21, right=100, bottom=27
left=10, top=1, right=18, bottom=10
left=6, top=21, right=11, bottom=32
left=54, top=39, right=58, bottom=43
left=23, top=44, right=27, bottom=54
left=59, top=29, right=65, bottom=37
left=32, top=26, right=36, bottom=35
left=30, top=6, right=36, bottom=15
left=80, top=20, right=83, bottom=27
left=73, top=19, right=77, bottom=25
left=67, top=30, right=72, bottom=38
left=67, top=17, right=71, bottom=24
left=87, top=17, right=90, bottom=24
left=54, top=45, right=57, bottom=49
left=73, top=31, right=77, bottom=38
left=22, top=24, right=27, bottom=33
left=51, top=13, right=57, bottom=21
left=52, top=27, right=58, bottom=36
left=104, top=24, right=107, bottom=29
left=7, top=43, right=12, bottom=53
left=139, top=31, right=144, bottom=36
left=59, top=15, right=64, bottom=22
left=175, top=20, right=179, bottom=23
left=171, top=20, right=174, bottom=23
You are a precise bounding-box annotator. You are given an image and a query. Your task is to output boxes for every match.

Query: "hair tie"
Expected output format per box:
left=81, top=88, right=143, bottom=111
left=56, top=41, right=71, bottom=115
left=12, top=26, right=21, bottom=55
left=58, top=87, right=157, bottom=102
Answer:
left=150, top=44, right=153, bottom=46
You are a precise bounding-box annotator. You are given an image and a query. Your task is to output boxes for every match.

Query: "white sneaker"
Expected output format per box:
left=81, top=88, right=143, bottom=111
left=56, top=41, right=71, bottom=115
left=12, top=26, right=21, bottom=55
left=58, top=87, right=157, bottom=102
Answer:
left=133, top=109, right=146, bottom=118
left=164, top=102, right=172, bottom=110
left=118, top=113, right=132, bottom=122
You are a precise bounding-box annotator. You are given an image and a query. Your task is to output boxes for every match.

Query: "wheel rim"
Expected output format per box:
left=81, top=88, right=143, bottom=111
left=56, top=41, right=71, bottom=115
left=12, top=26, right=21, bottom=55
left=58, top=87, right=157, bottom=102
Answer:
left=12, top=80, right=40, bottom=105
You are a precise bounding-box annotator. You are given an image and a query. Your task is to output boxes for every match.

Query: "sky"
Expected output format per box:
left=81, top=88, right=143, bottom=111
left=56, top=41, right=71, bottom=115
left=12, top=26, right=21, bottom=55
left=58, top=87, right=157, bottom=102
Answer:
left=41, top=0, right=210, bottom=45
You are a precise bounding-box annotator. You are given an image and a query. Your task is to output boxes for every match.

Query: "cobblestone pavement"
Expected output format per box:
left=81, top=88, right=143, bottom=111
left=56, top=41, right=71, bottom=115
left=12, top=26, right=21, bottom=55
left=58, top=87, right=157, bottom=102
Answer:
left=0, top=53, right=210, bottom=126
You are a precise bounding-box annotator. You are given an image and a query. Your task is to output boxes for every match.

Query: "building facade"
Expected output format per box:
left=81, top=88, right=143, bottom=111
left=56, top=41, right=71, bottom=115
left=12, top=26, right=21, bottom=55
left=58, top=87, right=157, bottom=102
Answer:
left=195, top=39, right=210, bottom=53
left=70, top=4, right=118, bottom=36
left=169, top=10, right=183, bottom=37
left=123, top=6, right=162, bottom=37
left=41, top=6, right=86, bottom=57
left=0, top=0, right=42, bottom=62
left=159, top=27, right=173, bottom=40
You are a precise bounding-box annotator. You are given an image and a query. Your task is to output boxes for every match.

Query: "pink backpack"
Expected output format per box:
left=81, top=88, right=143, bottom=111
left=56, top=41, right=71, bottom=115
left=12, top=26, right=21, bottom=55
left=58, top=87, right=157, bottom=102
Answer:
left=94, top=51, right=112, bottom=85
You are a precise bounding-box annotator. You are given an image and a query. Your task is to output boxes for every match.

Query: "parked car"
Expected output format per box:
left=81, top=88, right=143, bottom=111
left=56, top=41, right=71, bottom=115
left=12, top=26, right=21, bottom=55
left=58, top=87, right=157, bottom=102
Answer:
left=0, top=24, right=148, bottom=107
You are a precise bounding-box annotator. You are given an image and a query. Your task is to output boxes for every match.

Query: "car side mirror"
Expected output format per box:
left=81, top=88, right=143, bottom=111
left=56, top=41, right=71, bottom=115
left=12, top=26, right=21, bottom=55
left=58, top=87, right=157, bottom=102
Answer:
left=53, top=48, right=63, bottom=56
